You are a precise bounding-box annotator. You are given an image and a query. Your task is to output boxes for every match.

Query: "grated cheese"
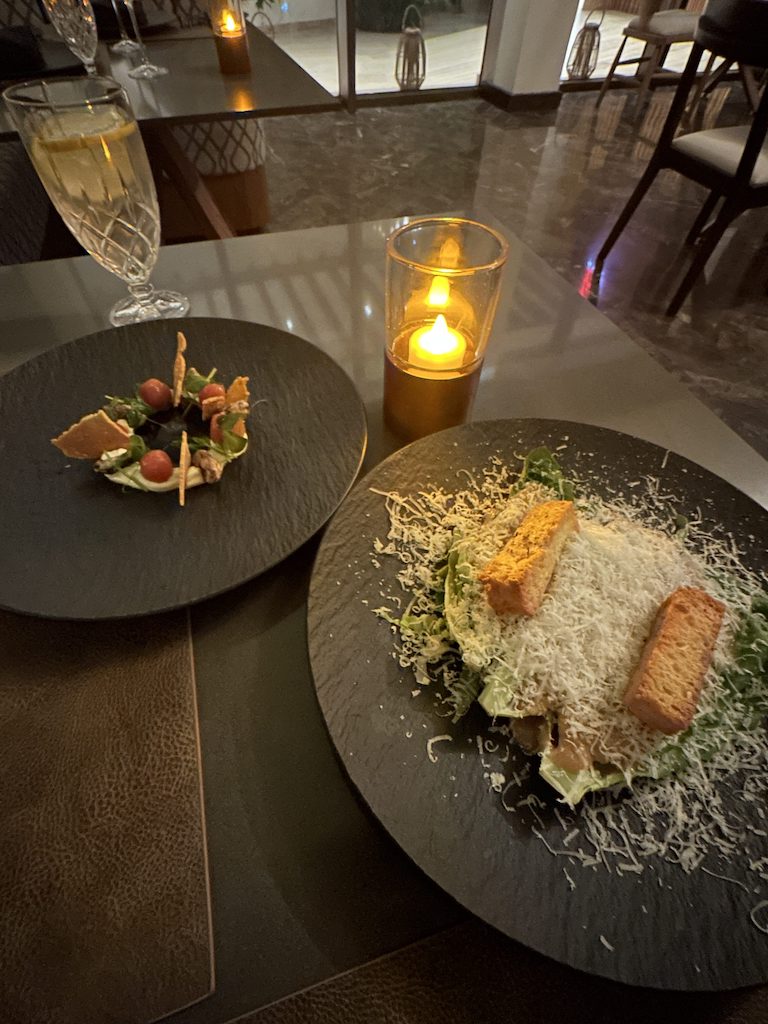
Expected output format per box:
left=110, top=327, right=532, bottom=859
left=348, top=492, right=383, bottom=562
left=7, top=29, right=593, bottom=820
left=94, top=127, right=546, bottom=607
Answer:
left=371, top=454, right=768, bottom=898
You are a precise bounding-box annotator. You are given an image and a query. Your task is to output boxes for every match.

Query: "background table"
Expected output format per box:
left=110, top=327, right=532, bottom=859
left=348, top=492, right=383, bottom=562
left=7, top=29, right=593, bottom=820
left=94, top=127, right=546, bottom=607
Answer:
left=0, top=217, right=766, bottom=1024
left=0, top=26, right=338, bottom=141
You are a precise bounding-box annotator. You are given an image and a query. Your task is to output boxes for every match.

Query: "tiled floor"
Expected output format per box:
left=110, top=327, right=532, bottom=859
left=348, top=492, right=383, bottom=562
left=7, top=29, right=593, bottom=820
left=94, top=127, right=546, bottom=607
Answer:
left=261, top=86, right=768, bottom=461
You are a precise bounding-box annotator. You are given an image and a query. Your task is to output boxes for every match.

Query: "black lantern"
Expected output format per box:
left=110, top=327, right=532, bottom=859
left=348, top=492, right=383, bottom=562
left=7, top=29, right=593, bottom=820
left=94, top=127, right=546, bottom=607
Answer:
left=395, top=4, right=426, bottom=92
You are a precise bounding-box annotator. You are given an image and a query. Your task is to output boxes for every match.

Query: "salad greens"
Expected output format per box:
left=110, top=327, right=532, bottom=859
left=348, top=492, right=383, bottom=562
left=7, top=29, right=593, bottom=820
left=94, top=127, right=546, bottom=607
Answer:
left=384, top=446, right=768, bottom=805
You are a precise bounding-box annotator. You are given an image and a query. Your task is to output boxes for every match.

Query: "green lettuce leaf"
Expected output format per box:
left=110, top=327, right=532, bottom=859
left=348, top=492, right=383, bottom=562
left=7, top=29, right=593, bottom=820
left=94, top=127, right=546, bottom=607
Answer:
left=538, top=755, right=627, bottom=806
left=517, top=446, right=575, bottom=500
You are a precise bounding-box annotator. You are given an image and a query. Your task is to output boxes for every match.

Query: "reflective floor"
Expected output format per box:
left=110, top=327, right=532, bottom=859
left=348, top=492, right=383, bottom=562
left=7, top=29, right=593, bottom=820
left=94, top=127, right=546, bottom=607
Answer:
left=262, top=86, right=768, bottom=462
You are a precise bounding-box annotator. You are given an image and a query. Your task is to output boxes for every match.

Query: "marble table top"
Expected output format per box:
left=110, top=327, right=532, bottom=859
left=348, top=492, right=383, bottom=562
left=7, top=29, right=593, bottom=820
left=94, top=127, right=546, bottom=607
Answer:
left=0, top=216, right=766, bottom=1023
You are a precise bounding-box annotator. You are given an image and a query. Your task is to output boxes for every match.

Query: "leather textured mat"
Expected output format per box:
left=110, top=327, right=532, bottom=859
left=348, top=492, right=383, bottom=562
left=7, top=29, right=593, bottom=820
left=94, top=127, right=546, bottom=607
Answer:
left=0, top=609, right=213, bottom=1024
left=244, top=920, right=768, bottom=1024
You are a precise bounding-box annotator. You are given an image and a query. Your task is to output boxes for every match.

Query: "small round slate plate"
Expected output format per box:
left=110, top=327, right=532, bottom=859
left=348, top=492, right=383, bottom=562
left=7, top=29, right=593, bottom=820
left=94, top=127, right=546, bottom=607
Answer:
left=308, top=419, right=768, bottom=991
left=0, top=318, right=366, bottom=620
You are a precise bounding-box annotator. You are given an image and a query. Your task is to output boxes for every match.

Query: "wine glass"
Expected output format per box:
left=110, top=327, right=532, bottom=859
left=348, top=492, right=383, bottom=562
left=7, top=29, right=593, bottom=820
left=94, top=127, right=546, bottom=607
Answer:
left=122, top=0, right=168, bottom=79
left=108, top=0, right=140, bottom=55
left=41, top=0, right=98, bottom=76
left=3, top=77, right=189, bottom=326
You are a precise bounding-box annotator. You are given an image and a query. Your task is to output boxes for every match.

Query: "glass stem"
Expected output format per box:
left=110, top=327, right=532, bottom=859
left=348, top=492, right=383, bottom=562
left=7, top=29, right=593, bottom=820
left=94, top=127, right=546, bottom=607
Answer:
left=109, top=0, right=131, bottom=42
left=128, top=281, right=157, bottom=306
left=84, top=59, right=98, bottom=76
left=123, top=0, right=150, bottom=64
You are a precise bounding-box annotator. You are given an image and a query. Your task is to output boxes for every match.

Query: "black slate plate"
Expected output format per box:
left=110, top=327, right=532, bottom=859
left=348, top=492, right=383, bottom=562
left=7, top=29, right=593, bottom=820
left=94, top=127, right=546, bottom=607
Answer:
left=0, top=318, right=366, bottom=620
left=308, top=419, right=768, bottom=991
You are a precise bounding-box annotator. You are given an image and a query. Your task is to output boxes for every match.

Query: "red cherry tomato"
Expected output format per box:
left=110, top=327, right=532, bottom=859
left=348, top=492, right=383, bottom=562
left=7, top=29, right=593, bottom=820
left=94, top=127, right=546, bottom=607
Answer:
left=140, top=450, right=174, bottom=483
left=139, top=378, right=172, bottom=411
left=199, top=382, right=226, bottom=404
left=210, top=412, right=224, bottom=445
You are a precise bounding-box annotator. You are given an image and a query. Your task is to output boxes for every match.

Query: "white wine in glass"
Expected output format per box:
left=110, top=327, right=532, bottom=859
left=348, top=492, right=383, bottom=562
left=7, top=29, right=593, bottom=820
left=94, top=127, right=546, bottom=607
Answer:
left=3, top=77, right=189, bottom=326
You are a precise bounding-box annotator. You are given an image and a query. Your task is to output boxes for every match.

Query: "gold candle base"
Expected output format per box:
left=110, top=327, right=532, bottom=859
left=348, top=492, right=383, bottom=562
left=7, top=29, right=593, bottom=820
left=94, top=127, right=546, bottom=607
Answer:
left=383, top=352, right=482, bottom=442
left=214, top=33, right=251, bottom=75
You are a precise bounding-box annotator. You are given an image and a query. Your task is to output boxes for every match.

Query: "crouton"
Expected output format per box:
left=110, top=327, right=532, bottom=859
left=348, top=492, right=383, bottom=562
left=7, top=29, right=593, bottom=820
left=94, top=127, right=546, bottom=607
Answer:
left=624, top=586, right=725, bottom=734
left=478, top=500, right=579, bottom=616
left=51, top=410, right=131, bottom=460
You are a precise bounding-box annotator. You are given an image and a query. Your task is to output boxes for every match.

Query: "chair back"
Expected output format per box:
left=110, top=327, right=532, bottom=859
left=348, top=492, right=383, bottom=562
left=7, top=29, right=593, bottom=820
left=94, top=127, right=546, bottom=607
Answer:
left=697, top=0, right=768, bottom=68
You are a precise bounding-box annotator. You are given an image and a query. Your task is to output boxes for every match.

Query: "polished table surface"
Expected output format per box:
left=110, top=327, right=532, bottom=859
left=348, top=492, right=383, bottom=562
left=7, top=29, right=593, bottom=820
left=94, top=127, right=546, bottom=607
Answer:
left=0, top=25, right=338, bottom=141
left=1, top=217, right=767, bottom=1024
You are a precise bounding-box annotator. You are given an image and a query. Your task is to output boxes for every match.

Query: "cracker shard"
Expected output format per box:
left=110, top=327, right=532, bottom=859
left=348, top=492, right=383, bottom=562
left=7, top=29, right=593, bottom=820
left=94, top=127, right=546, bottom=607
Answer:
left=51, top=410, right=131, bottom=460
left=172, top=331, right=187, bottom=407
left=624, top=586, right=725, bottom=734
left=478, top=500, right=579, bottom=617
left=225, top=375, right=249, bottom=407
left=178, top=430, right=190, bottom=508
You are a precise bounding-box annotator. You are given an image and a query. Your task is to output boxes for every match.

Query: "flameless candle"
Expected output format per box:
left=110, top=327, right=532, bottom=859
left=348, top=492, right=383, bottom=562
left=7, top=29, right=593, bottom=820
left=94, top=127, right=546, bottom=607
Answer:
left=409, top=314, right=467, bottom=371
left=211, top=0, right=251, bottom=74
left=219, top=10, right=242, bottom=35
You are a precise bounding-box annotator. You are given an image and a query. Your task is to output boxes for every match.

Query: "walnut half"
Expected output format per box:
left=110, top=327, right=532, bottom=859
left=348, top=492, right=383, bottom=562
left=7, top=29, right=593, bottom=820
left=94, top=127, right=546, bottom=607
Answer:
left=192, top=449, right=224, bottom=484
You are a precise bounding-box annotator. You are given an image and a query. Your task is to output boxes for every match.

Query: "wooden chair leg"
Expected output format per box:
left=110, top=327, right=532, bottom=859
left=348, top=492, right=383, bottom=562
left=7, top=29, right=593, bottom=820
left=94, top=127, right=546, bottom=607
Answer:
left=666, top=200, right=742, bottom=316
left=597, top=37, right=627, bottom=108
left=685, top=190, right=721, bottom=246
left=594, top=160, right=663, bottom=277
left=635, top=42, right=662, bottom=115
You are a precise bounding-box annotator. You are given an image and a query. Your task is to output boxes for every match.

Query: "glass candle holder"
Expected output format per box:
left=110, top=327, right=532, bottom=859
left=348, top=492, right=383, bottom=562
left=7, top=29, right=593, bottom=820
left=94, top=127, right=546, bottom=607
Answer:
left=384, top=216, right=508, bottom=440
left=210, top=0, right=251, bottom=75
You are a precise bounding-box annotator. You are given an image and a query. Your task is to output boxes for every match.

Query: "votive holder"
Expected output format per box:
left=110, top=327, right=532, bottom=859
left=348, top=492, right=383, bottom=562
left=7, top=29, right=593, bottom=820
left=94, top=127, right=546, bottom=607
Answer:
left=210, top=0, right=251, bottom=75
left=384, top=216, right=508, bottom=441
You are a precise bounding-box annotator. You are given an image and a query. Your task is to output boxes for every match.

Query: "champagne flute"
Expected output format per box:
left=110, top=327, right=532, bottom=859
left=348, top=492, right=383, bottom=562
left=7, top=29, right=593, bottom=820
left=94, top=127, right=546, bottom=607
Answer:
left=122, top=0, right=168, bottom=79
left=4, top=77, right=189, bottom=326
left=108, top=0, right=140, bottom=54
left=42, top=0, right=98, bottom=76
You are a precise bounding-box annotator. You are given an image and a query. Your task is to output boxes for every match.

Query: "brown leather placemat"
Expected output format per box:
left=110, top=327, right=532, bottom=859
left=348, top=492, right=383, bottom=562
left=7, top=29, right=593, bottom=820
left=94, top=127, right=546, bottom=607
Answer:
left=0, top=609, right=214, bottom=1024
left=246, top=920, right=768, bottom=1024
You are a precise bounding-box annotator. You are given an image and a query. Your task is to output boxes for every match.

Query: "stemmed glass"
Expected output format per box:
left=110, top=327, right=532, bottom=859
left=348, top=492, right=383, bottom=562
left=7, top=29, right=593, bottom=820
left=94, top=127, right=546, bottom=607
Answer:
left=42, top=0, right=98, bottom=76
left=4, top=77, right=189, bottom=326
left=122, top=0, right=168, bottom=79
left=108, top=0, right=140, bottom=55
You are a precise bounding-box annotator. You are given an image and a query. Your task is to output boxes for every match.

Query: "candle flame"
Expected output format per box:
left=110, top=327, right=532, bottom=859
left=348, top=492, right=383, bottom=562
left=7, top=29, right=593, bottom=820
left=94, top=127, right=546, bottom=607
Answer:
left=221, top=10, right=239, bottom=32
left=426, top=276, right=451, bottom=308
left=419, top=314, right=459, bottom=357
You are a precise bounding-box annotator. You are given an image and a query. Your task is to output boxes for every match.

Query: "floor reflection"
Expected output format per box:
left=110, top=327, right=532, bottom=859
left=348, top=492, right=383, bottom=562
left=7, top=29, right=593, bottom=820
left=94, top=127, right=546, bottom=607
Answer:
left=263, top=86, right=768, bottom=460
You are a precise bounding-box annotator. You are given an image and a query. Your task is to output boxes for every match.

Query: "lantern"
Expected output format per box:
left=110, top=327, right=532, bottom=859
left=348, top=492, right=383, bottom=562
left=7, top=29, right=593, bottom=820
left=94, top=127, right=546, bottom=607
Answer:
left=395, top=4, right=426, bottom=92
left=567, top=11, right=603, bottom=81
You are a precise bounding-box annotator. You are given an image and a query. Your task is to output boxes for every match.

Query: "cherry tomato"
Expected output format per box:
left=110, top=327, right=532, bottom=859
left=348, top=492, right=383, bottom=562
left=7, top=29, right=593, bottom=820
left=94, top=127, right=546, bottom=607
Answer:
left=210, top=412, right=224, bottom=445
left=140, top=450, right=174, bottom=483
left=139, top=378, right=172, bottom=411
left=199, top=382, right=226, bottom=404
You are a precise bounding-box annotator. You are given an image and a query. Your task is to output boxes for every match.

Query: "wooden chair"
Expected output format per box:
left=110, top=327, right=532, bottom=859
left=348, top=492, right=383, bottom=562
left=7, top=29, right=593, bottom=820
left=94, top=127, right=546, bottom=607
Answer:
left=593, top=0, right=768, bottom=315
left=596, top=0, right=707, bottom=111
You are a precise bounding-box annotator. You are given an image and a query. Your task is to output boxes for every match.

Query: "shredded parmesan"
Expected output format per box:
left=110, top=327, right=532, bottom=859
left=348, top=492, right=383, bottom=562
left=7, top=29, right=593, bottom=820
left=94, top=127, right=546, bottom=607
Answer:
left=371, top=453, right=768, bottom=898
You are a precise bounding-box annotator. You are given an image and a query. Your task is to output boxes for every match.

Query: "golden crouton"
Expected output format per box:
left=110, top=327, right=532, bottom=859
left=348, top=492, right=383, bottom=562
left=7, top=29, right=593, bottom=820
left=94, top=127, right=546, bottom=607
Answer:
left=478, top=500, right=579, bottom=616
left=624, top=586, right=725, bottom=734
left=51, top=410, right=131, bottom=460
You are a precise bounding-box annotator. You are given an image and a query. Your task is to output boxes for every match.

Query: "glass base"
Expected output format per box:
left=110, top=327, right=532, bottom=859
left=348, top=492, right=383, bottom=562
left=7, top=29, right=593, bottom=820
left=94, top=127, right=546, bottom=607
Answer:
left=110, top=288, right=190, bottom=327
left=110, top=37, right=140, bottom=54
left=128, top=62, right=169, bottom=79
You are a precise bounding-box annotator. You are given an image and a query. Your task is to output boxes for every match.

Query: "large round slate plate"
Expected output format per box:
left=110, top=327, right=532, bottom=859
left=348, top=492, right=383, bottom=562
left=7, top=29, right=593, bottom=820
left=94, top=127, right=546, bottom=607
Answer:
left=0, top=318, right=366, bottom=619
left=308, top=419, right=768, bottom=991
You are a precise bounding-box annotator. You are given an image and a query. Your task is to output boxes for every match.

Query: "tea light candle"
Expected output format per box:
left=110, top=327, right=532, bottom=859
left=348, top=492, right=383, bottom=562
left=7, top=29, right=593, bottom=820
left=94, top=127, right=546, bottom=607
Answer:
left=219, top=9, right=241, bottom=34
left=211, top=0, right=251, bottom=75
left=409, top=314, right=467, bottom=371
